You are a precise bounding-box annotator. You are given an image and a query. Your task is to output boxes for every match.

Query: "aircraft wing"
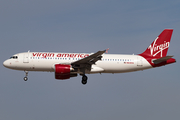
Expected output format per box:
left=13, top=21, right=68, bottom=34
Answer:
left=71, top=50, right=106, bottom=66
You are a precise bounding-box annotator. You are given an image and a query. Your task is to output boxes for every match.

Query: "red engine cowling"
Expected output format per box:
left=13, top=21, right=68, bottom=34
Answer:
left=55, top=64, right=71, bottom=80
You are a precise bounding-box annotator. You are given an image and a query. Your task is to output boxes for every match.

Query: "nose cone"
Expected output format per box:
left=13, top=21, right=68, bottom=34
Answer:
left=3, top=60, right=10, bottom=68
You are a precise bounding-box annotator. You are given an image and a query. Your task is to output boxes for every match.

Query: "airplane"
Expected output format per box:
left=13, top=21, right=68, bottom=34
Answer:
left=3, top=29, right=176, bottom=85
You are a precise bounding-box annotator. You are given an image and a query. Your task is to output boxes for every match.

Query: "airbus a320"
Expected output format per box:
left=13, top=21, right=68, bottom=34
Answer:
left=3, top=29, right=176, bottom=84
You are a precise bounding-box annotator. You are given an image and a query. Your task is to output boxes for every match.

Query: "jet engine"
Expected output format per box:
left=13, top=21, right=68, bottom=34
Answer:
left=54, top=64, right=76, bottom=80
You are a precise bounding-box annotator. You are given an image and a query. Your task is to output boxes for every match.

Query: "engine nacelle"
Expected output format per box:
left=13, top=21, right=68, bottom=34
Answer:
left=55, top=64, right=71, bottom=80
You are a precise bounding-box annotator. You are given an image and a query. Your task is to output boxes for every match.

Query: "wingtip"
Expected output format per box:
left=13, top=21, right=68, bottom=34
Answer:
left=105, top=48, right=109, bottom=53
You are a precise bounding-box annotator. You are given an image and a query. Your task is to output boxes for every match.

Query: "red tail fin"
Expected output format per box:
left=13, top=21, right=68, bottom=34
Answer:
left=140, top=29, right=173, bottom=58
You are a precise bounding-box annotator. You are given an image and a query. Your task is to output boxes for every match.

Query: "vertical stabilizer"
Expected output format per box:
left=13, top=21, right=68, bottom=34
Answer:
left=140, top=29, right=173, bottom=58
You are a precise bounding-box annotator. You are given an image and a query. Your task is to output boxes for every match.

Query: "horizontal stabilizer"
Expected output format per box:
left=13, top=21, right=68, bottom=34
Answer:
left=153, top=56, right=173, bottom=64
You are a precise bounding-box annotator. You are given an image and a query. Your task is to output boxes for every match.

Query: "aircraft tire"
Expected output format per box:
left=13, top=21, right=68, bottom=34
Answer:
left=24, top=77, right=28, bottom=81
left=82, top=75, right=88, bottom=85
left=82, top=80, right=87, bottom=85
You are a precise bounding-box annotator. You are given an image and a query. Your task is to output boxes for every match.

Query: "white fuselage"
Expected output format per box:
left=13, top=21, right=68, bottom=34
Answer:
left=3, top=52, right=152, bottom=74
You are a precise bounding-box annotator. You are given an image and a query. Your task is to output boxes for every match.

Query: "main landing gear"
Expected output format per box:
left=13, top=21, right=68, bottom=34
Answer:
left=24, top=71, right=28, bottom=81
left=81, top=75, right=88, bottom=85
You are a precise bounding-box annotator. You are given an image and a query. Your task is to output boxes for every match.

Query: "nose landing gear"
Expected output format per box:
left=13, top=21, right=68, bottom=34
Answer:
left=24, top=71, right=28, bottom=81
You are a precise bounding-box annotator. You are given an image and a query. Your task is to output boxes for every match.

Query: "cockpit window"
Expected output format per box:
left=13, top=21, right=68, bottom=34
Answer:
left=10, top=56, right=18, bottom=59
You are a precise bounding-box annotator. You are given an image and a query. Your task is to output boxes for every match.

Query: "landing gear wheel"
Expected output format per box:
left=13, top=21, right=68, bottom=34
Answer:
left=81, top=75, right=88, bottom=85
left=24, top=77, right=28, bottom=81
left=82, top=80, right=87, bottom=85
left=24, top=71, right=28, bottom=81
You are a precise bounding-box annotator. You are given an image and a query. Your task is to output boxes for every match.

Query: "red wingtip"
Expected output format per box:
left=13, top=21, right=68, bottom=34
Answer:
left=106, top=48, right=109, bottom=53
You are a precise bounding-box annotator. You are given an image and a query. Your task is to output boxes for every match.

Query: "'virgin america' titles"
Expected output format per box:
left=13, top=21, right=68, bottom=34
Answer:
left=32, top=53, right=89, bottom=58
left=148, top=37, right=170, bottom=57
left=32, top=53, right=55, bottom=58
left=56, top=53, right=89, bottom=58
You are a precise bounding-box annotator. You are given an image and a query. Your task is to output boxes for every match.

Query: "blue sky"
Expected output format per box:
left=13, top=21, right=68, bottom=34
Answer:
left=1, top=0, right=180, bottom=120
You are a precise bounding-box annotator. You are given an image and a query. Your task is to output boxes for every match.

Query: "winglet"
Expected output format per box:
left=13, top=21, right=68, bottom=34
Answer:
left=106, top=48, right=109, bottom=53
